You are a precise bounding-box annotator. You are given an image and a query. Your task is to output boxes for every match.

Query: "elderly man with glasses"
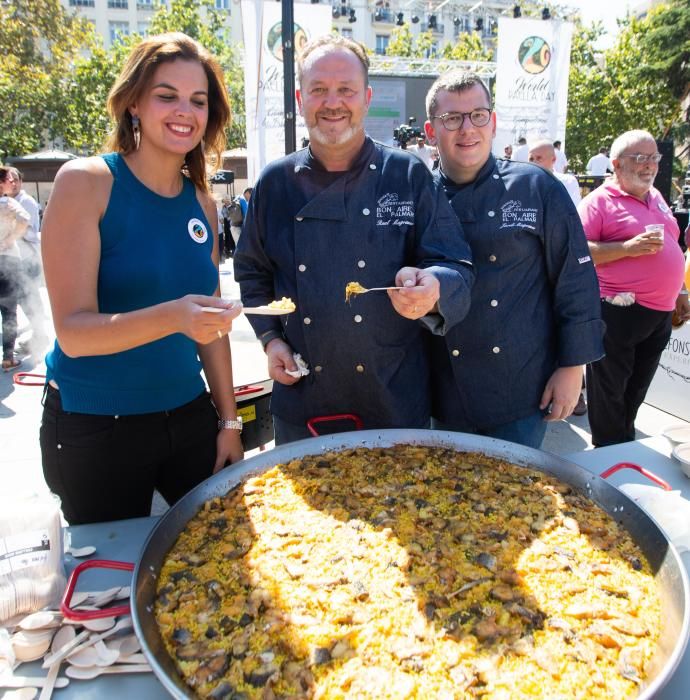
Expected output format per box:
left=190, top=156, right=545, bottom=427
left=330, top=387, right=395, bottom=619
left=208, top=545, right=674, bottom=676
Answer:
left=578, top=129, right=689, bottom=447
left=424, top=70, right=604, bottom=448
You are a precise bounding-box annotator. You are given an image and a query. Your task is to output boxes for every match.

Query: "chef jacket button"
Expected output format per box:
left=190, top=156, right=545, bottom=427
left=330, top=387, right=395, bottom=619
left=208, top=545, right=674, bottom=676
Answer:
left=295, top=216, right=304, bottom=222
left=354, top=315, right=362, bottom=323
left=294, top=166, right=301, bottom=173
left=489, top=254, right=497, bottom=262
left=369, top=163, right=377, bottom=170
left=304, top=317, right=312, bottom=325
left=357, top=260, right=366, bottom=268
left=451, top=349, right=460, bottom=357
left=114, top=415, right=119, bottom=419
left=492, top=346, right=501, bottom=354
left=490, top=299, right=498, bottom=307
left=57, top=444, right=62, bottom=450
left=315, top=365, right=322, bottom=373
left=298, top=264, right=307, bottom=272
left=493, top=174, right=499, bottom=180
left=362, top=208, right=370, bottom=216
left=487, top=210, right=495, bottom=217
left=356, top=364, right=365, bottom=373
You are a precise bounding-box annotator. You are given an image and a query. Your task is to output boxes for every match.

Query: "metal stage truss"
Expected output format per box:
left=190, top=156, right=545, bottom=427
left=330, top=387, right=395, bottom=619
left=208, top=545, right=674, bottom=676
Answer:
left=369, top=54, right=496, bottom=79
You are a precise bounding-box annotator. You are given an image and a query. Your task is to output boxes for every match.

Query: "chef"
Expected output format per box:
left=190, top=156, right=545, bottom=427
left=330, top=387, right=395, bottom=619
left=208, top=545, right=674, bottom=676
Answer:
left=234, top=34, right=474, bottom=445
left=424, top=70, right=604, bottom=448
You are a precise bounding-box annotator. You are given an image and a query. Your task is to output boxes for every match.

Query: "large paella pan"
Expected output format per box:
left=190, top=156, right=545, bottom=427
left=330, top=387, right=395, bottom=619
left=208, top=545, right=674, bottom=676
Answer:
left=131, top=430, right=690, bottom=698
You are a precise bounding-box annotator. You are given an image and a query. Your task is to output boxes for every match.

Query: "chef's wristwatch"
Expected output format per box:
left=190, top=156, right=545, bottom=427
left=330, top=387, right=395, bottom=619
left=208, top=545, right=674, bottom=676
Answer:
left=218, top=416, right=243, bottom=432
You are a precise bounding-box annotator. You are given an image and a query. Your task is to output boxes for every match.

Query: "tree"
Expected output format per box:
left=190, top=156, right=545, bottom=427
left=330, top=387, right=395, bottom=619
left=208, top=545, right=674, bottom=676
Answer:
left=441, top=32, right=492, bottom=62
left=565, top=13, right=680, bottom=173
left=0, top=0, right=96, bottom=160
left=386, top=25, right=491, bottom=61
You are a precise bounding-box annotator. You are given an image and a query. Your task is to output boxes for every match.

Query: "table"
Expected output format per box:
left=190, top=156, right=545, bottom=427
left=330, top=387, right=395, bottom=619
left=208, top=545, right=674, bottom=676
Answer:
left=10, top=437, right=690, bottom=698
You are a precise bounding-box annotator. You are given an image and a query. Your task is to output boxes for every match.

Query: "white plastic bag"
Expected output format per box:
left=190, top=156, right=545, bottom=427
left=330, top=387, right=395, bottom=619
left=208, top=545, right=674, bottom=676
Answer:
left=619, top=483, right=690, bottom=553
left=0, top=492, right=66, bottom=623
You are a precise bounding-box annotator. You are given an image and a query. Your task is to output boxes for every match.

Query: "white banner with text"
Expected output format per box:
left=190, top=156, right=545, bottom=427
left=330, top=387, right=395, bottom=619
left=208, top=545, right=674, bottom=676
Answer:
left=241, top=1, right=331, bottom=184
left=493, top=18, right=573, bottom=157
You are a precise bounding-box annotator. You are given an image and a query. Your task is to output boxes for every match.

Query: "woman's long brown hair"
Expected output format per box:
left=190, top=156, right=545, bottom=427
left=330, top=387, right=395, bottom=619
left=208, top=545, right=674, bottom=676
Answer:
left=105, top=32, right=230, bottom=192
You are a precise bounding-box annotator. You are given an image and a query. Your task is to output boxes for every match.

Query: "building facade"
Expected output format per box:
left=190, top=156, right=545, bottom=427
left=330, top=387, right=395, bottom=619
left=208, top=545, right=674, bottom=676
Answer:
left=60, top=0, right=516, bottom=52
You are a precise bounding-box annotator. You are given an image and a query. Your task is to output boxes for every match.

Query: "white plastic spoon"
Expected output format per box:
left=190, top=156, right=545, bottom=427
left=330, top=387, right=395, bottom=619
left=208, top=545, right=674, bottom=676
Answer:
left=41, top=630, right=89, bottom=669
left=4, top=688, right=38, bottom=700
left=64, top=664, right=151, bottom=680
left=59, top=616, right=132, bottom=663
left=64, top=546, right=96, bottom=558
left=0, top=676, right=69, bottom=690
left=18, top=611, right=62, bottom=631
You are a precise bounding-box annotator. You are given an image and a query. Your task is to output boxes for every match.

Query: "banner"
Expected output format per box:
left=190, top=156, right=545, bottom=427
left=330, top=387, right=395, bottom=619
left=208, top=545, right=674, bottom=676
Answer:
left=646, top=324, right=690, bottom=421
left=493, top=18, right=573, bottom=157
left=241, top=1, right=332, bottom=184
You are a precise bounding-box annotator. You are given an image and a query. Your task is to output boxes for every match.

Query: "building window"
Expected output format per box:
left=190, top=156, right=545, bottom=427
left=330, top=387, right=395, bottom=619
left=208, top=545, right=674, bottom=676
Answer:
left=375, top=34, right=389, bottom=55
left=339, top=27, right=353, bottom=39
left=109, top=21, right=131, bottom=44
left=69, top=0, right=95, bottom=7
left=137, top=0, right=155, bottom=9
left=107, top=0, right=128, bottom=8
left=215, top=0, right=231, bottom=9
left=137, top=21, right=150, bottom=35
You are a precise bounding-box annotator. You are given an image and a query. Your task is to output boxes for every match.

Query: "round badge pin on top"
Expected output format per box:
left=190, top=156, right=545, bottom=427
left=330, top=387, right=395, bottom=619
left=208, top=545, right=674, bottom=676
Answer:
left=187, top=218, right=208, bottom=244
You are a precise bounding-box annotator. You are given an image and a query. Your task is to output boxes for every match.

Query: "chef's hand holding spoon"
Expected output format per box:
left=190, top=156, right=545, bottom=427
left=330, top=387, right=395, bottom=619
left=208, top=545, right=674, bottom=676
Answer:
left=389, top=267, right=440, bottom=320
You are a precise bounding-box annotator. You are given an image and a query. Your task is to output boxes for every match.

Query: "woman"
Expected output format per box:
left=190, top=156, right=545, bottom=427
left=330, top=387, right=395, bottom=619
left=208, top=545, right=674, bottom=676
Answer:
left=40, top=33, right=244, bottom=525
left=0, top=169, right=29, bottom=371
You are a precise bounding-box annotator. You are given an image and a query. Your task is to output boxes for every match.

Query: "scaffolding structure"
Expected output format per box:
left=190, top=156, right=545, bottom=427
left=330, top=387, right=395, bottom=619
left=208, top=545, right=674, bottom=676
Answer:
left=369, top=54, right=497, bottom=79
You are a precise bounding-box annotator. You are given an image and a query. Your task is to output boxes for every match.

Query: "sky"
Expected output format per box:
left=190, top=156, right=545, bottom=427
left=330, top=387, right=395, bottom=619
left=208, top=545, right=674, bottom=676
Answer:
left=566, top=0, right=638, bottom=48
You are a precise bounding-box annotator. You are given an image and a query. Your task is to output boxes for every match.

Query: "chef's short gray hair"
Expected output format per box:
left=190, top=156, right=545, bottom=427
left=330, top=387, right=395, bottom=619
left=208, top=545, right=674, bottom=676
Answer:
left=297, top=34, right=369, bottom=86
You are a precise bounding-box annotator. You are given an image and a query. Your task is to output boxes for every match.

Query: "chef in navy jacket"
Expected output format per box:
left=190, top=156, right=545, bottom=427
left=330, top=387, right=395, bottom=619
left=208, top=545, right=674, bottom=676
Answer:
left=234, top=35, right=474, bottom=444
left=424, top=71, right=604, bottom=448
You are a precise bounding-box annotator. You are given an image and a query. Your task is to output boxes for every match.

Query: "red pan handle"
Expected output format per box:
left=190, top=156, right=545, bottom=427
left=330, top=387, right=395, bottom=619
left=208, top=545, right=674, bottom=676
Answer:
left=306, top=413, right=364, bottom=437
left=234, top=384, right=265, bottom=397
left=600, top=462, right=672, bottom=491
left=60, top=559, right=134, bottom=620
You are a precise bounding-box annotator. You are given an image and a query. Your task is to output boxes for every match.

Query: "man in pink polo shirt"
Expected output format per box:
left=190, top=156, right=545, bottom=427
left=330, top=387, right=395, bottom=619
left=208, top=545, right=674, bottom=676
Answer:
left=578, top=129, right=690, bottom=447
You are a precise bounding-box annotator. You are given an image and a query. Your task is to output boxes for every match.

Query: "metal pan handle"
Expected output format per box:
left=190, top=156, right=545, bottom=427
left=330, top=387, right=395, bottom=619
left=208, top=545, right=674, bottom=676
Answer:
left=600, top=462, right=672, bottom=491
left=60, top=559, right=134, bottom=620
left=306, top=413, right=364, bottom=437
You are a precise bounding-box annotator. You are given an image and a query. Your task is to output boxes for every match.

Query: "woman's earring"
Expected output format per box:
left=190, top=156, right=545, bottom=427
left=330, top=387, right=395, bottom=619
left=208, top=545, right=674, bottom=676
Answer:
left=132, top=115, right=141, bottom=150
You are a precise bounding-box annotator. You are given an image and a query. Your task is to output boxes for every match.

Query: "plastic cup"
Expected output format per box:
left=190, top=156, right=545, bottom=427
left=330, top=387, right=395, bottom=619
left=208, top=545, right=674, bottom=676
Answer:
left=645, top=223, right=665, bottom=246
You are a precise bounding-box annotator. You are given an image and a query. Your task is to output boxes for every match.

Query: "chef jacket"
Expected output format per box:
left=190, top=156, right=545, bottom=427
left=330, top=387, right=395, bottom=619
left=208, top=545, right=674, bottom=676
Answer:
left=431, top=155, right=605, bottom=431
left=234, top=137, right=474, bottom=429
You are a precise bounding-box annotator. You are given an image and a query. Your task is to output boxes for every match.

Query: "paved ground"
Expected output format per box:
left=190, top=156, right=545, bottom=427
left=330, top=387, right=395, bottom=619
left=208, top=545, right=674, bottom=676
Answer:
left=1, top=260, right=687, bottom=515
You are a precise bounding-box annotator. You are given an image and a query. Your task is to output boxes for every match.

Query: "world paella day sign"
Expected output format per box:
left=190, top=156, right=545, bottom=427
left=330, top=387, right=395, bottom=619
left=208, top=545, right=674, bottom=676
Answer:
left=241, top=1, right=332, bottom=184
left=646, top=322, right=690, bottom=422
left=493, top=17, right=573, bottom=157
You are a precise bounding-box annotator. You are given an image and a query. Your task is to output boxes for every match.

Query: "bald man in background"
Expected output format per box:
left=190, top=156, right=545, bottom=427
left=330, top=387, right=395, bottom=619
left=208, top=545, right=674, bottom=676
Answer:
left=528, top=140, right=581, bottom=206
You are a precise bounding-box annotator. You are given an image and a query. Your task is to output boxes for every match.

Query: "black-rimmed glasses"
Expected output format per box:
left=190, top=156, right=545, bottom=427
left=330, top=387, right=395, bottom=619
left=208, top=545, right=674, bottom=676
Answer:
left=432, top=109, right=492, bottom=130
left=619, top=153, right=663, bottom=164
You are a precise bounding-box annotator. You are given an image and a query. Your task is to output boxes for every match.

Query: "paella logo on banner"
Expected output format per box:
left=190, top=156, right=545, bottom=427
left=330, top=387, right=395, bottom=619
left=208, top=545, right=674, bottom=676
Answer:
left=493, top=17, right=573, bottom=158
left=241, top=1, right=332, bottom=184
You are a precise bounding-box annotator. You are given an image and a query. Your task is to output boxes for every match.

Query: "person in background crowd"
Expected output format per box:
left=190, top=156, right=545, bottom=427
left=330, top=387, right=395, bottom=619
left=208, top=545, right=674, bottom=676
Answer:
left=411, top=136, right=435, bottom=171
left=1, top=167, right=49, bottom=355
left=240, top=186, right=252, bottom=219
left=425, top=70, right=604, bottom=448
left=0, top=181, right=31, bottom=371
left=220, top=195, right=235, bottom=257
left=528, top=139, right=587, bottom=416
left=587, top=147, right=613, bottom=176
left=39, top=32, right=244, bottom=524
left=512, top=136, right=528, bottom=162
left=235, top=34, right=474, bottom=445
left=528, top=140, right=581, bottom=206
left=503, top=144, right=513, bottom=160
left=553, top=140, right=568, bottom=174
left=579, top=129, right=690, bottom=447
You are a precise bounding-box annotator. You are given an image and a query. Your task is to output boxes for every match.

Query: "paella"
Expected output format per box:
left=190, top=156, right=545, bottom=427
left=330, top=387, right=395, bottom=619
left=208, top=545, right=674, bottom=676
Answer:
left=155, top=445, right=660, bottom=699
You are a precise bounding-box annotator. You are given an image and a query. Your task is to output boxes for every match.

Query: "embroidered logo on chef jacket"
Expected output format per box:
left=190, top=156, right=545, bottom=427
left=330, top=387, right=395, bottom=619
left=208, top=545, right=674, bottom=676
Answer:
left=376, top=193, right=414, bottom=227
left=499, top=200, right=538, bottom=230
left=187, top=218, right=208, bottom=244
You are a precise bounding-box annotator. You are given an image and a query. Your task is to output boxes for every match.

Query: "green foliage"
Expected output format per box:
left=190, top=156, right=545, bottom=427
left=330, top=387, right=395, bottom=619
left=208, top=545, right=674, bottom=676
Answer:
left=442, top=32, right=493, bottom=62
left=566, top=13, right=680, bottom=173
left=1, top=0, right=245, bottom=160
left=0, top=0, right=97, bottom=160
